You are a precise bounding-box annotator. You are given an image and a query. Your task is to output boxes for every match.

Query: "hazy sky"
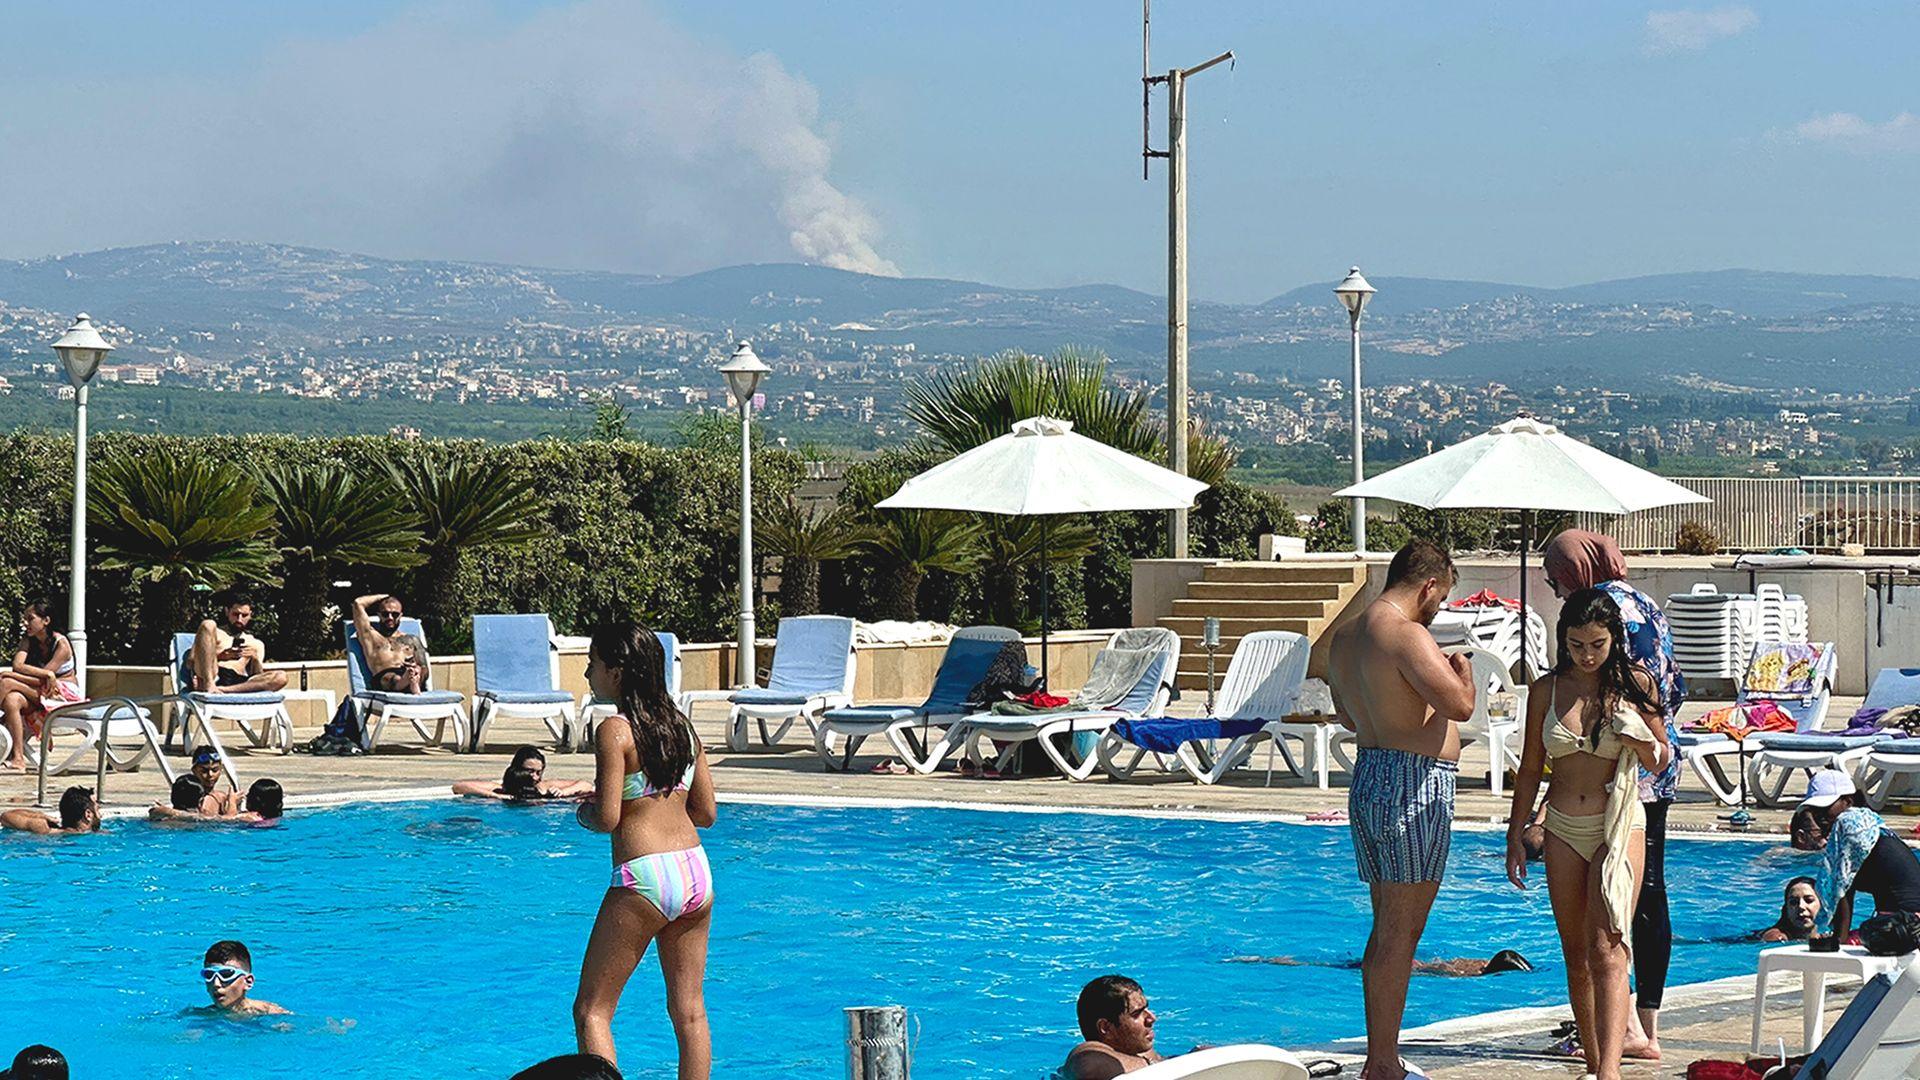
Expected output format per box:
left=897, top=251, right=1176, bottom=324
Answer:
left=1, top=1, right=1914, bottom=301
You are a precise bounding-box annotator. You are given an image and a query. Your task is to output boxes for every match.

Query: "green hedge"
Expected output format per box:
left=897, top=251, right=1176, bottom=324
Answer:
left=0, top=432, right=803, bottom=663
left=0, top=431, right=1294, bottom=663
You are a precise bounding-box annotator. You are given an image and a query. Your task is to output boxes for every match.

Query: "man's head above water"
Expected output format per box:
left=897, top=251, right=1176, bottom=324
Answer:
left=1076, top=974, right=1155, bottom=1056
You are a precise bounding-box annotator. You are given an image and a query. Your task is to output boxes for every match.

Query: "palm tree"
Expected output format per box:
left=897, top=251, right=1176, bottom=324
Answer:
left=868, top=510, right=984, bottom=621
left=975, top=515, right=1096, bottom=629
left=258, top=463, right=427, bottom=659
left=88, top=450, right=279, bottom=653
left=757, top=495, right=872, bottom=617
left=903, top=347, right=1235, bottom=486
left=386, top=456, right=551, bottom=645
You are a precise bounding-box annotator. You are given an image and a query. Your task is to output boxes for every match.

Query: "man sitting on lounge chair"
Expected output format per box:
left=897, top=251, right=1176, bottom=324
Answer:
left=1063, top=975, right=1170, bottom=1078
left=190, top=593, right=289, bottom=696
left=351, top=593, right=432, bottom=693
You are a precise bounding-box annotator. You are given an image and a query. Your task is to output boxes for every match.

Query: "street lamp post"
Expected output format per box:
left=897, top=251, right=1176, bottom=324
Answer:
left=1334, top=268, right=1375, bottom=555
left=52, top=314, right=112, bottom=692
left=720, top=342, right=770, bottom=689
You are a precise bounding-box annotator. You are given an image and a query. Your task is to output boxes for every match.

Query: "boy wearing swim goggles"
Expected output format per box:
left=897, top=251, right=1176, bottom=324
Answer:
left=201, top=940, right=289, bottom=1016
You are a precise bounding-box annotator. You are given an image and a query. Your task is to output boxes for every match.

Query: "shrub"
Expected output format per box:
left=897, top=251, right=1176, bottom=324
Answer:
left=1673, top=520, right=1721, bottom=556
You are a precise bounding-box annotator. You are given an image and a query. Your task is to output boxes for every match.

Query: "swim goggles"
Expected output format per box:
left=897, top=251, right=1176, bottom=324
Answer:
left=201, top=965, right=250, bottom=986
left=192, top=750, right=220, bottom=767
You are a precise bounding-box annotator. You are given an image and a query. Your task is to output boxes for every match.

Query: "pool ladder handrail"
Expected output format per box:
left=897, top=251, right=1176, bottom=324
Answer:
left=35, top=694, right=180, bottom=809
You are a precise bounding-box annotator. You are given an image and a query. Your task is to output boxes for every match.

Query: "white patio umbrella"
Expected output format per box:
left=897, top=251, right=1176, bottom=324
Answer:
left=876, top=416, right=1208, bottom=684
left=1335, top=416, right=1709, bottom=673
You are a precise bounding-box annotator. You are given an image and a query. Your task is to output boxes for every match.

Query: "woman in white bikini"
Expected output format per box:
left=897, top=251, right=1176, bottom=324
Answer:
left=1504, top=588, right=1670, bottom=1080
left=573, top=622, right=716, bottom=1077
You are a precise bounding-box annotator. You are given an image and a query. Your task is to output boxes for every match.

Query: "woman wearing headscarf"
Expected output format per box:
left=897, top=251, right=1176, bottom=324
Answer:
left=1542, top=528, right=1685, bottom=1062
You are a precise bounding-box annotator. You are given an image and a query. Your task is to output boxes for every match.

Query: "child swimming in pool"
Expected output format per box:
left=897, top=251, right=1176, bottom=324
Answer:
left=572, top=622, right=715, bottom=1077
left=199, top=940, right=290, bottom=1017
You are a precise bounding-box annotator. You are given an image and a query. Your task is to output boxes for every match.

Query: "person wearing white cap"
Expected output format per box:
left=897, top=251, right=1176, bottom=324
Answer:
left=1790, top=769, right=1920, bottom=940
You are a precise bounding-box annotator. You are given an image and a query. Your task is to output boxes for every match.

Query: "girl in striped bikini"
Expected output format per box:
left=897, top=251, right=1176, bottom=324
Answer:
left=574, top=622, right=717, bottom=1077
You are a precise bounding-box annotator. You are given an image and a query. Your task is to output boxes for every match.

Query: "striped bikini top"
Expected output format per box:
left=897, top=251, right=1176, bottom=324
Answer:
left=622, top=761, right=695, bottom=801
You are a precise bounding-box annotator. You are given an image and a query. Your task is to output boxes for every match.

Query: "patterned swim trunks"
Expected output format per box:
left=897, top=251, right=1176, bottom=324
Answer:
left=1349, top=747, right=1457, bottom=884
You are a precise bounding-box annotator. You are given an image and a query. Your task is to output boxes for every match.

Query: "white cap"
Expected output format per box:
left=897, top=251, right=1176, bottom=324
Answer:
left=1799, top=769, right=1857, bottom=810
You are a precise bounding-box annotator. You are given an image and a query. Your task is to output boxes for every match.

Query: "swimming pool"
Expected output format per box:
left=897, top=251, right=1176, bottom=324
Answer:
left=0, top=798, right=1809, bottom=1078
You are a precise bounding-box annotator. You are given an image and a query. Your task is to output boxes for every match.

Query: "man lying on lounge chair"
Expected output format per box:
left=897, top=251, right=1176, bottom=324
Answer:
left=1063, top=975, right=1170, bottom=1078
left=351, top=593, right=432, bottom=693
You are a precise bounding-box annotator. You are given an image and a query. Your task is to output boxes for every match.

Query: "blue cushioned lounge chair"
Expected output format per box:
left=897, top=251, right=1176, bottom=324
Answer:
left=720, top=615, right=857, bottom=752
left=345, top=616, right=469, bottom=752
left=932, top=626, right=1182, bottom=781
left=812, top=625, right=1021, bottom=772
left=470, top=614, right=575, bottom=752
left=165, top=632, right=292, bottom=773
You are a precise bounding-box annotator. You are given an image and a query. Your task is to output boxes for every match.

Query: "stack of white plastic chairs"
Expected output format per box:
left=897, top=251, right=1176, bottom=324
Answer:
left=1430, top=602, right=1549, bottom=680
left=1665, top=583, right=1809, bottom=683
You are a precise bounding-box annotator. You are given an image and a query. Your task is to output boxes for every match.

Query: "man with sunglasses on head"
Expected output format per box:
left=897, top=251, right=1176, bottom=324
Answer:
left=200, top=940, right=289, bottom=1016
left=350, top=594, right=432, bottom=694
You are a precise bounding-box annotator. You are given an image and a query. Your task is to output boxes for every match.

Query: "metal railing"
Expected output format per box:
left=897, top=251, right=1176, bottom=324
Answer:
left=1572, top=475, right=1920, bottom=553
left=34, top=695, right=177, bottom=809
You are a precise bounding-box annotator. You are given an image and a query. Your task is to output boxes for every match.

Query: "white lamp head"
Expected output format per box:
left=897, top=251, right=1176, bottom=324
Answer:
left=1334, top=267, right=1376, bottom=320
left=720, top=341, right=771, bottom=408
left=52, top=313, right=113, bottom=388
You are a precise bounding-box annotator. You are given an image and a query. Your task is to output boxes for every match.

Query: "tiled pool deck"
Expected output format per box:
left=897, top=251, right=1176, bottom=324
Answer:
left=3, top=694, right=1896, bottom=1077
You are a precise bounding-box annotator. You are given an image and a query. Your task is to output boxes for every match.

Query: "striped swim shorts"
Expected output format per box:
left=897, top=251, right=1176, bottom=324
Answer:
left=1349, top=747, right=1457, bottom=884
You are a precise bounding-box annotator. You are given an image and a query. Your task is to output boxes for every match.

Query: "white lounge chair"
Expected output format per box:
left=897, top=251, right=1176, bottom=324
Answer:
left=1737, top=644, right=1878, bottom=807
left=29, top=696, right=175, bottom=779
left=1791, top=954, right=1920, bottom=1078
left=813, top=625, right=1021, bottom=772
left=721, top=615, right=857, bottom=752
left=164, top=631, right=293, bottom=763
left=344, top=616, right=470, bottom=752
left=1678, top=641, right=1838, bottom=805
left=1130, top=1045, right=1311, bottom=1080
left=570, top=632, right=689, bottom=750
left=1451, top=645, right=1528, bottom=797
left=1097, top=630, right=1309, bottom=785
left=1851, top=669, right=1920, bottom=809
left=936, top=627, right=1182, bottom=781
left=470, top=614, right=576, bottom=751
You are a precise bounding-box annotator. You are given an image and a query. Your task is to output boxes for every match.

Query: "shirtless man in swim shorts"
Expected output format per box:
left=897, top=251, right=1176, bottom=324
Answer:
left=189, top=594, right=288, bottom=696
left=1326, top=539, right=1476, bottom=1080
left=351, top=594, right=431, bottom=693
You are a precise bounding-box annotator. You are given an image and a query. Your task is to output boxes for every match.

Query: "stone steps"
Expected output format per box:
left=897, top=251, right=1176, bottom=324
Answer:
left=1156, top=561, right=1369, bottom=691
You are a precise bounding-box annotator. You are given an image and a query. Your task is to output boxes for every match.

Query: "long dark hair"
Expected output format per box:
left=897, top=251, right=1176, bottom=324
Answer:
left=590, top=622, right=694, bottom=794
left=19, top=598, right=58, bottom=667
left=1553, top=587, right=1659, bottom=742
left=1776, top=875, right=1818, bottom=933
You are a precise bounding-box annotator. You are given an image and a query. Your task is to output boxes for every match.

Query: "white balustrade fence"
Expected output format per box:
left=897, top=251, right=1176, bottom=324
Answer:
left=1571, top=476, right=1920, bottom=553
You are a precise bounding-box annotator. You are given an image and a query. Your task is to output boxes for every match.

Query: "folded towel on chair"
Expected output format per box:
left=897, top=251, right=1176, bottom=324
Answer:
left=1111, top=718, right=1267, bottom=754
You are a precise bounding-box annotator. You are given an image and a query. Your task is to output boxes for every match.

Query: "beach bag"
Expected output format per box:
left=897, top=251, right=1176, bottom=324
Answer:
left=1859, top=911, right=1920, bottom=956
left=965, top=640, right=1033, bottom=708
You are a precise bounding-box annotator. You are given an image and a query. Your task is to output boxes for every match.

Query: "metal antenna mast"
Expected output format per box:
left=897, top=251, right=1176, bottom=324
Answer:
left=1142, top=0, right=1231, bottom=559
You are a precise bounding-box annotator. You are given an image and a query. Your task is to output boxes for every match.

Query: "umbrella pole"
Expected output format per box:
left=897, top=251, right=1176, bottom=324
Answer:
left=1041, top=515, right=1051, bottom=690
left=1519, top=509, right=1533, bottom=678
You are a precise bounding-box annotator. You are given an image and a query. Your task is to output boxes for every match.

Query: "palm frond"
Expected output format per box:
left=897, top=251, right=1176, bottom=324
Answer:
left=257, top=463, right=427, bottom=569
left=87, top=450, right=280, bottom=589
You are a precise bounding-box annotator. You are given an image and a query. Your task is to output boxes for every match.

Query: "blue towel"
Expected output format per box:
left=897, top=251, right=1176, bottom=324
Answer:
left=1111, top=718, right=1267, bottom=754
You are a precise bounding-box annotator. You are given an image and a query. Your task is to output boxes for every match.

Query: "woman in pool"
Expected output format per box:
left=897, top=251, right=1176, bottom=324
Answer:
left=1505, top=588, right=1670, bottom=1080
left=452, top=745, right=594, bottom=801
left=1756, top=877, right=1821, bottom=943
left=2, top=600, right=82, bottom=772
left=573, top=622, right=715, bottom=1076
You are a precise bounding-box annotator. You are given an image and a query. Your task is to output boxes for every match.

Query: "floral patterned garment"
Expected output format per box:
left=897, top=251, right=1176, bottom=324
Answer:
left=1816, top=807, right=1896, bottom=934
left=1598, top=579, right=1686, bottom=803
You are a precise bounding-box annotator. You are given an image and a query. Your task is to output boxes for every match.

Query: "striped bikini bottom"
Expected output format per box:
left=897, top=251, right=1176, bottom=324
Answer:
left=611, top=845, right=714, bottom=922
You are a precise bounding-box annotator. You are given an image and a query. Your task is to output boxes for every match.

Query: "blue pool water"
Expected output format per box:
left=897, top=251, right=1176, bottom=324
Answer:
left=0, top=799, right=1809, bottom=1078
